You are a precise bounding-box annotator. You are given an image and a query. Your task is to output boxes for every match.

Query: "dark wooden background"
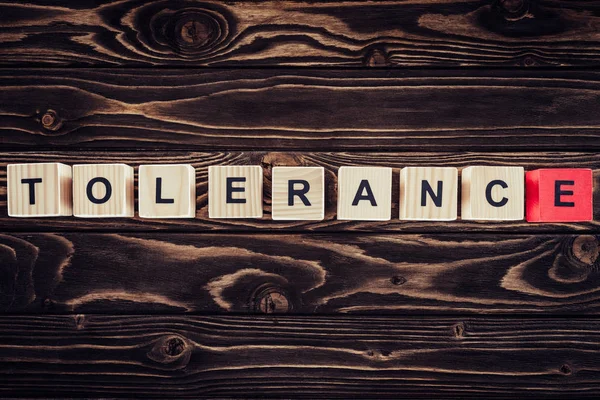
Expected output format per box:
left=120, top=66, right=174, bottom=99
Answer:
left=1, top=0, right=600, bottom=398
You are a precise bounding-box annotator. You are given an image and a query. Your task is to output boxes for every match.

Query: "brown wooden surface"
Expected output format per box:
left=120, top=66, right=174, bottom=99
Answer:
left=1, top=151, right=599, bottom=232
left=2, top=69, right=600, bottom=151
left=2, top=232, right=599, bottom=315
left=0, top=315, right=598, bottom=398
left=1, top=0, right=600, bottom=68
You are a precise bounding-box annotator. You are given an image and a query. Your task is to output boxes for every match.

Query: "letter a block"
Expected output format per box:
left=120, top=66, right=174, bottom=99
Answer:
left=462, top=166, right=524, bottom=220
left=526, top=169, right=593, bottom=222
left=209, top=166, right=263, bottom=218
left=337, top=167, right=391, bottom=221
left=272, top=167, right=324, bottom=220
left=400, top=167, right=458, bottom=220
left=73, top=164, right=134, bottom=218
left=8, top=163, right=72, bottom=217
left=138, top=164, right=196, bottom=219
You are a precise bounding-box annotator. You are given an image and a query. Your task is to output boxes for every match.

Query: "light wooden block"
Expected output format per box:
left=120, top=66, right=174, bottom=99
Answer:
left=272, top=167, right=324, bottom=221
left=462, top=166, right=524, bottom=221
left=138, top=164, right=196, bottom=219
left=337, top=167, right=392, bottom=221
left=400, top=167, right=458, bottom=220
left=208, top=166, right=263, bottom=218
left=73, top=164, right=134, bottom=218
left=7, top=163, right=72, bottom=217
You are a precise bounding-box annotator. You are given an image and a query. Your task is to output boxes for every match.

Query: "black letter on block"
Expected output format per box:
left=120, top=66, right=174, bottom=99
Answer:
left=155, top=177, right=174, bottom=204
left=485, top=179, right=509, bottom=207
left=87, top=177, right=112, bottom=204
left=421, top=180, right=443, bottom=207
left=555, top=180, right=575, bottom=207
left=226, top=177, right=246, bottom=204
left=288, top=180, right=311, bottom=206
left=21, top=178, right=42, bottom=205
left=352, top=180, right=377, bottom=206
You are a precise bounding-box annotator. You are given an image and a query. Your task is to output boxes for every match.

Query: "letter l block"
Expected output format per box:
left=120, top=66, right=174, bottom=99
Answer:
left=73, top=164, right=134, bottom=218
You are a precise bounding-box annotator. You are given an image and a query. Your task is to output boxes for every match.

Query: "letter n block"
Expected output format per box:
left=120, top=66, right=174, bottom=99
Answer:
left=462, top=166, right=524, bottom=220
left=271, top=167, right=324, bottom=220
left=138, top=164, right=196, bottom=219
left=208, top=166, right=263, bottom=218
left=8, top=163, right=72, bottom=217
left=73, top=164, right=134, bottom=218
left=526, top=169, right=593, bottom=222
left=400, top=167, right=458, bottom=220
left=337, top=167, right=392, bottom=221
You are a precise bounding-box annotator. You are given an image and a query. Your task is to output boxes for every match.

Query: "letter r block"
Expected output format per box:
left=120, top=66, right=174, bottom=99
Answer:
left=73, top=164, right=134, bottom=218
left=8, top=163, right=72, bottom=217
left=208, top=166, right=263, bottom=218
left=271, top=167, right=324, bottom=220
left=462, top=166, right=524, bottom=220
left=400, top=167, right=458, bottom=221
left=337, top=167, right=392, bottom=221
left=526, top=169, right=593, bottom=222
left=138, top=164, right=196, bottom=219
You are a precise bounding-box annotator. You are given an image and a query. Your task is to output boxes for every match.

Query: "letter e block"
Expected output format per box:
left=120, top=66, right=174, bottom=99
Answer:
left=462, top=166, right=524, bottom=220
left=400, top=167, right=458, bottom=221
left=337, top=167, right=391, bottom=221
left=272, top=167, right=324, bottom=220
left=208, top=166, right=263, bottom=218
left=8, top=163, right=72, bottom=217
left=526, top=169, right=593, bottom=222
left=138, top=164, right=196, bottom=219
left=73, top=164, right=134, bottom=218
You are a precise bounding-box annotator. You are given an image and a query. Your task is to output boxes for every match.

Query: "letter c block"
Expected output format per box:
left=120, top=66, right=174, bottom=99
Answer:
left=73, top=164, right=134, bottom=218
left=526, top=169, right=593, bottom=222
left=461, top=166, right=524, bottom=220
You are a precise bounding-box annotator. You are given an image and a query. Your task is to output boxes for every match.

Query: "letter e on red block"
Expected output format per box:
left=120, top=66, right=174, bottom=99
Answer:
left=526, top=169, right=593, bottom=222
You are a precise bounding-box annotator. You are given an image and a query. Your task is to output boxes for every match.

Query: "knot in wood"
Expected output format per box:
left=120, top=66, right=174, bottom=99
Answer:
left=560, top=364, right=572, bottom=375
left=453, top=322, right=466, bottom=338
left=147, top=334, right=191, bottom=370
left=571, top=235, right=599, bottom=266
left=390, top=275, right=406, bottom=285
left=253, top=286, right=291, bottom=314
left=166, top=9, right=226, bottom=55
left=499, top=0, right=527, bottom=14
left=40, top=110, right=61, bottom=131
left=164, top=336, right=186, bottom=356
left=74, top=314, right=86, bottom=330
left=179, top=20, right=210, bottom=46
left=365, top=49, right=389, bottom=67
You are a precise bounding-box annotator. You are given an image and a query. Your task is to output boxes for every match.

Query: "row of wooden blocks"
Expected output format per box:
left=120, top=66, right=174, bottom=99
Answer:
left=7, top=163, right=594, bottom=222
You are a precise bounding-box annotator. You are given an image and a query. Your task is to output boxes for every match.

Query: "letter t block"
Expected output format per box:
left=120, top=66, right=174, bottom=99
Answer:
left=526, top=169, right=593, bottom=222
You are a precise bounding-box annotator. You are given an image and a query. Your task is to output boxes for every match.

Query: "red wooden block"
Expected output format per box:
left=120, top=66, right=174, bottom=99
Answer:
left=526, top=169, right=593, bottom=222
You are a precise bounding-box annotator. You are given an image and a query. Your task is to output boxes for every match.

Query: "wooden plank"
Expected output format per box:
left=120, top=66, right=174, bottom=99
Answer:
left=1, top=151, right=600, bottom=232
left=2, top=69, right=600, bottom=150
left=0, top=315, right=599, bottom=398
left=2, top=232, right=599, bottom=314
left=1, top=1, right=600, bottom=67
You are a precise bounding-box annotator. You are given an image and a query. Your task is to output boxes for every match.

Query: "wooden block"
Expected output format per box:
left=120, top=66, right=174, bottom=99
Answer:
left=272, top=167, right=324, bottom=221
left=73, top=164, right=134, bottom=218
left=7, top=163, right=72, bottom=217
left=337, top=167, right=391, bottom=221
left=208, top=166, right=263, bottom=219
left=138, top=164, right=196, bottom=219
left=400, top=167, right=457, bottom=220
left=461, top=166, right=524, bottom=221
left=526, top=169, right=593, bottom=222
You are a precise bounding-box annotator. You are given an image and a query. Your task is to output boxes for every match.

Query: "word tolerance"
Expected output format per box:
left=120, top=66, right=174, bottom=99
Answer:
left=6, top=163, right=594, bottom=222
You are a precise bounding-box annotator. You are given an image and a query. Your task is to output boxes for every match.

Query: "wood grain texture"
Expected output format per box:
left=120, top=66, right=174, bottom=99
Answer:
left=0, top=315, right=599, bottom=398
left=3, top=69, right=600, bottom=150
left=1, top=0, right=600, bottom=67
left=1, top=232, right=599, bottom=314
left=1, top=151, right=600, bottom=232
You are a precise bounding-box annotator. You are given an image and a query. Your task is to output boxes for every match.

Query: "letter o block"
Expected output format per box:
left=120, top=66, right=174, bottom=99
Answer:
left=73, top=164, right=134, bottom=218
left=208, top=166, right=263, bottom=218
left=526, top=169, right=593, bottom=222
left=8, top=163, right=72, bottom=217
left=461, top=166, right=524, bottom=220
left=272, top=167, right=324, bottom=220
